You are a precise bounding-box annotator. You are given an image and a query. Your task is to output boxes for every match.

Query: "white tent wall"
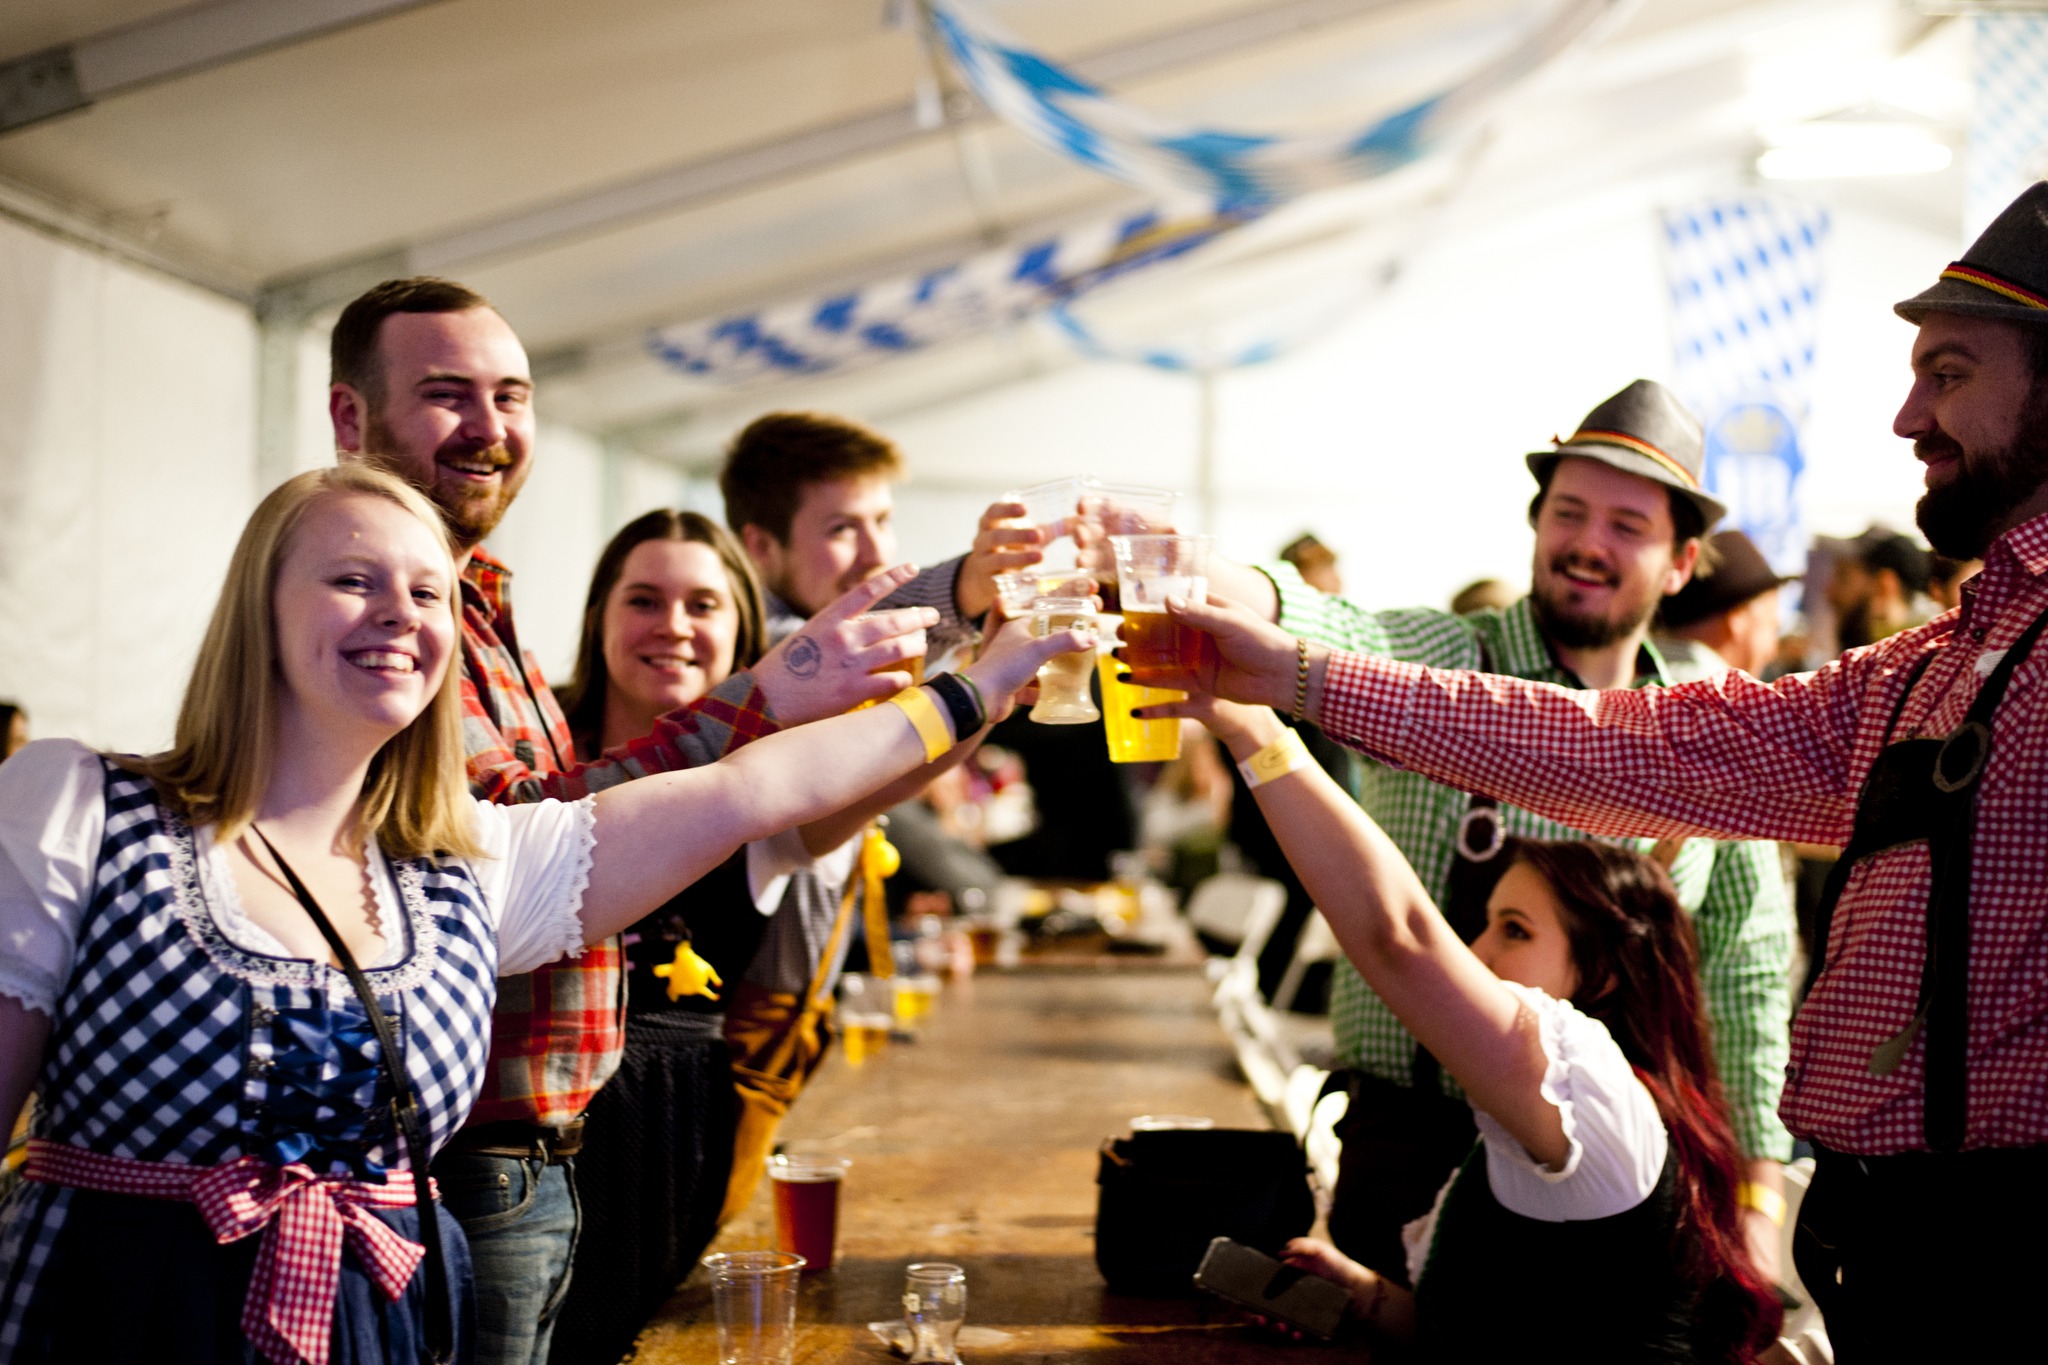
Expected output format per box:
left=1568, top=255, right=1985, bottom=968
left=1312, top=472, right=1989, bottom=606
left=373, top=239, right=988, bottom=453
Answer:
left=877, top=186, right=1951, bottom=612
left=0, top=213, right=257, bottom=754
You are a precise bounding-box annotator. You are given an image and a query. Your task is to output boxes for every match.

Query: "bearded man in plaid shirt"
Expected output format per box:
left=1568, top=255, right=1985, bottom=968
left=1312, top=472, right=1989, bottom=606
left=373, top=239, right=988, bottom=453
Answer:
left=325, top=278, right=1031, bottom=1365
left=1188, top=186, right=2048, bottom=1361
left=1206, top=379, right=1797, bottom=1289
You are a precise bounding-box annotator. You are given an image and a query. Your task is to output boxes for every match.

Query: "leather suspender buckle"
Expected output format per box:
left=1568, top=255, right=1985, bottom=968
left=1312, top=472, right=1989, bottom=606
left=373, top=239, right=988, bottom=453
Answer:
left=1456, top=805, right=1506, bottom=863
left=1933, top=721, right=1991, bottom=794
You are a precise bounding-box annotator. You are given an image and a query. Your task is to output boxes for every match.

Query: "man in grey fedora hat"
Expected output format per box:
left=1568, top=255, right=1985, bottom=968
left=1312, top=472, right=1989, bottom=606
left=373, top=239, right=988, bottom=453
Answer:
left=1190, top=184, right=2048, bottom=1357
left=1204, top=379, right=1798, bottom=1290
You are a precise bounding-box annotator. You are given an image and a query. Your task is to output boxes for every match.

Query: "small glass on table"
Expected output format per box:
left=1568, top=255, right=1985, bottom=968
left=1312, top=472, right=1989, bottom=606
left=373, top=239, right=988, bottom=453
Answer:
left=838, top=973, right=895, bottom=1065
left=903, top=1262, right=968, bottom=1365
left=702, top=1250, right=806, bottom=1365
left=1027, top=596, right=1099, bottom=724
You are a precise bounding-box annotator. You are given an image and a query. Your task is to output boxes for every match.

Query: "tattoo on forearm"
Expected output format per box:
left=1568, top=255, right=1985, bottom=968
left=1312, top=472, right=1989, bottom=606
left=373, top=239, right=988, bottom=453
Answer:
left=786, top=636, right=822, bottom=680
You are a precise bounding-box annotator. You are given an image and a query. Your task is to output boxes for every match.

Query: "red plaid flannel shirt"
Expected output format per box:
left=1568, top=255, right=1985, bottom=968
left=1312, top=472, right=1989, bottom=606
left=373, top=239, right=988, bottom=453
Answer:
left=459, top=548, right=780, bottom=1129
left=1316, top=512, right=2048, bottom=1155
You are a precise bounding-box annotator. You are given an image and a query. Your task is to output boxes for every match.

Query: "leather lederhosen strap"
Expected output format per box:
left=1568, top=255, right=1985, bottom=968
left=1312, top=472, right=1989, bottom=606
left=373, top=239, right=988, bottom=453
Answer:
left=1804, top=605, right=2048, bottom=1153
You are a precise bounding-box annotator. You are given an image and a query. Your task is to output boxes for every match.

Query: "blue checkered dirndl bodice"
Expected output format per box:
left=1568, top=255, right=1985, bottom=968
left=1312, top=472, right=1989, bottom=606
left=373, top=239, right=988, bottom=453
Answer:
left=0, top=761, right=501, bottom=1362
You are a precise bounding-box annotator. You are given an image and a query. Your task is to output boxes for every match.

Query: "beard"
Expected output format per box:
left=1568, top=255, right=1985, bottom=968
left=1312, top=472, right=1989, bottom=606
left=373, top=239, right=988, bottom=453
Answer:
left=1915, top=384, right=2048, bottom=559
left=363, top=413, right=525, bottom=547
left=1529, top=558, right=1663, bottom=652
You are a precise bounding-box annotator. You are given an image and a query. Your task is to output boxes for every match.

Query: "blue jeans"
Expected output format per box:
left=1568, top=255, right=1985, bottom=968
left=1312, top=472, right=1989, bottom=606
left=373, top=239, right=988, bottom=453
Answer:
left=434, top=1151, right=580, bottom=1365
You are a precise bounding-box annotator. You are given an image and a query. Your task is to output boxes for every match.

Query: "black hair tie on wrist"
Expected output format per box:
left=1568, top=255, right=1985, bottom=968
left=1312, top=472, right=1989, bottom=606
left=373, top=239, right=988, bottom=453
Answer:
left=925, top=671, right=985, bottom=738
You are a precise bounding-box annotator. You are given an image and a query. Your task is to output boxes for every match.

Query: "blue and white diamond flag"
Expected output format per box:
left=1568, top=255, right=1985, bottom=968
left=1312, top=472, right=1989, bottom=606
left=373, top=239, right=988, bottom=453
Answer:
left=928, top=0, right=1629, bottom=204
left=1663, top=196, right=1831, bottom=573
left=1969, top=14, right=2048, bottom=242
left=647, top=203, right=1258, bottom=384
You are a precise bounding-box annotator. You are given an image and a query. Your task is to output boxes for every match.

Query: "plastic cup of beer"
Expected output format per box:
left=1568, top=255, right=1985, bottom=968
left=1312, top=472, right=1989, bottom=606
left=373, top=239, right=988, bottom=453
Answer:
left=838, top=973, right=895, bottom=1065
left=904, top=1262, right=968, bottom=1365
left=767, top=1154, right=849, bottom=1271
left=894, top=974, right=941, bottom=1026
left=993, top=568, right=1096, bottom=620
left=1094, top=614, right=1183, bottom=763
left=1079, top=480, right=1178, bottom=536
left=1004, top=476, right=1087, bottom=569
left=1028, top=596, right=1099, bottom=723
left=1110, top=534, right=1212, bottom=685
left=702, top=1249, right=806, bottom=1364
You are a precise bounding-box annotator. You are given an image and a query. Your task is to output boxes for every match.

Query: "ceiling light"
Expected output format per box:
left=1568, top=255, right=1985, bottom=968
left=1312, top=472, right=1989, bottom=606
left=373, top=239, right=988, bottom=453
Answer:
left=1756, top=123, right=1953, bottom=179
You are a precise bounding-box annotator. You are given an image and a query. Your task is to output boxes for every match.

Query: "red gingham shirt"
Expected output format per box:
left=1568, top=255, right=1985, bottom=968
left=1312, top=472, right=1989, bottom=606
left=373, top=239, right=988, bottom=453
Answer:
left=1317, top=512, right=2048, bottom=1155
left=458, top=548, right=779, bottom=1129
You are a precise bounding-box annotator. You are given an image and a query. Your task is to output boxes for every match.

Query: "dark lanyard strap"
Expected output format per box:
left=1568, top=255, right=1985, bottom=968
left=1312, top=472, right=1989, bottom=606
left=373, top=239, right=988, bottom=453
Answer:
left=251, top=828, right=453, bottom=1364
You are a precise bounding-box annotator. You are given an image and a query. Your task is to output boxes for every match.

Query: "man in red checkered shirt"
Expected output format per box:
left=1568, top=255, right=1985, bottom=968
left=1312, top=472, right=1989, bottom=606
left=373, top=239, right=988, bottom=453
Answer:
left=324, top=278, right=1017, bottom=1365
left=1171, top=186, right=2048, bottom=1360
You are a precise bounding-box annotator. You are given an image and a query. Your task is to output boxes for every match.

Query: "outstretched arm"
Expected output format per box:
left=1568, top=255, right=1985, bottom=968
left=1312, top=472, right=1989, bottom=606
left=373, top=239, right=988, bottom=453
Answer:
left=575, top=618, right=1088, bottom=942
left=1147, top=591, right=1898, bottom=847
left=1181, top=696, right=1567, bottom=1168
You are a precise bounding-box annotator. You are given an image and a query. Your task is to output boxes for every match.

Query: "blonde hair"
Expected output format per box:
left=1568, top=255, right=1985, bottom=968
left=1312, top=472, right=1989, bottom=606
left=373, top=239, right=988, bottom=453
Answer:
left=120, top=464, right=484, bottom=859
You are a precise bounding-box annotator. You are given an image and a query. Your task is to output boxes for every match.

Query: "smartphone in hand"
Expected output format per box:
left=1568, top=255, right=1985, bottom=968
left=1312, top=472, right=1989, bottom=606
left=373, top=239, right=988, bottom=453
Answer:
left=1192, top=1236, right=1350, bottom=1342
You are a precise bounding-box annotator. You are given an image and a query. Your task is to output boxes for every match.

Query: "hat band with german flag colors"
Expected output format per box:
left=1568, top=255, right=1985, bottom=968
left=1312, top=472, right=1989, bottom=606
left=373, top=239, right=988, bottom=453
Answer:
left=1557, top=428, right=1701, bottom=491
left=1896, top=184, right=2048, bottom=326
left=1937, top=262, right=2048, bottom=312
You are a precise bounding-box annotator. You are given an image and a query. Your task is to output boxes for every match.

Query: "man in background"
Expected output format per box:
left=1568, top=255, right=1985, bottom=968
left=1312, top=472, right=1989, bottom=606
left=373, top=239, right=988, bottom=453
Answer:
left=1829, top=526, right=1931, bottom=648
left=1280, top=533, right=1343, bottom=594
left=1656, top=529, right=1794, bottom=678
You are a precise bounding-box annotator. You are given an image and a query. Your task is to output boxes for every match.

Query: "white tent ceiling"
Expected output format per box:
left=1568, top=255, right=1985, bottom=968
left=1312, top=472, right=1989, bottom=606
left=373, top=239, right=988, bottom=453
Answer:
left=0, top=0, right=1974, bottom=464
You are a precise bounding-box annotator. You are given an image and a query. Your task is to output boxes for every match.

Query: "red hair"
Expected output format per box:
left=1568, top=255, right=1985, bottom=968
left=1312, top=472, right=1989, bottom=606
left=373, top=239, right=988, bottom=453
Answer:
left=1509, top=840, right=1781, bottom=1361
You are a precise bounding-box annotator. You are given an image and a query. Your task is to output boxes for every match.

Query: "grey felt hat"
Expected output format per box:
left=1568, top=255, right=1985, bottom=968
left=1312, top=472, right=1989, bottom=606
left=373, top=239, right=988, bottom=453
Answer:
left=1896, top=183, right=2048, bottom=325
left=1526, top=379, right=1727, bottom=530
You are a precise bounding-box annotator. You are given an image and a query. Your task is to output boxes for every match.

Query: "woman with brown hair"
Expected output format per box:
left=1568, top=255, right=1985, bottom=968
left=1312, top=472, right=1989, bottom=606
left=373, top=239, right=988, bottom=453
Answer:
left=0, top=467, right=1085, bottom=1365
left=1148, top=595, right=1782, bottom=1362
left=545, top=510, right=778, bottom=1365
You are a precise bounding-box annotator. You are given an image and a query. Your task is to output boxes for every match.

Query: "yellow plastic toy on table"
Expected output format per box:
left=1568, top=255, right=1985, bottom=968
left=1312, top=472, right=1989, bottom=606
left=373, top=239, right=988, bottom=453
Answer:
left=652, top=940, right=722, bottom=1001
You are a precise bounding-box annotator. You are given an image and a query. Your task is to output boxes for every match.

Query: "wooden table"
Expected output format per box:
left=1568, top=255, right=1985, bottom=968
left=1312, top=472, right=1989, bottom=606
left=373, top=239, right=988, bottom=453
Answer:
left=627, top=964, right=1359, bottom=1364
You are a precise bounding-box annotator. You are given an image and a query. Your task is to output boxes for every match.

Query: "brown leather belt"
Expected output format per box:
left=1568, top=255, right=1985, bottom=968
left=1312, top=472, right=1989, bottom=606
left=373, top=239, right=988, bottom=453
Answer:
left=441, top=1117, right=585, bottom=1165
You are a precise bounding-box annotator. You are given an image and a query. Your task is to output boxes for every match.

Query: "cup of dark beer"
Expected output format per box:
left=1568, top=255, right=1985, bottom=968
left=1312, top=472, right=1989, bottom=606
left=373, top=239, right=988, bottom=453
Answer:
left=769, top=1153, right=850, bottom=1271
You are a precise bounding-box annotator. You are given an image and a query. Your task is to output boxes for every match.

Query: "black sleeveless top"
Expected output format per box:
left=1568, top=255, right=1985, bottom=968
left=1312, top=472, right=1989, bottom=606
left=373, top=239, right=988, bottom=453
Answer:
left=1413, top=1141, right=1724, bottom=1363
left=620, top=850, right=769, bottom=1019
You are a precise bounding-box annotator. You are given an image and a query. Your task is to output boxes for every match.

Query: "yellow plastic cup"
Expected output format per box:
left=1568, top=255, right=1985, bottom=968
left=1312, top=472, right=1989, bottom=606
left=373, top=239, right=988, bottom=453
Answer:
left=1098, top=654, right=1183, bottom=763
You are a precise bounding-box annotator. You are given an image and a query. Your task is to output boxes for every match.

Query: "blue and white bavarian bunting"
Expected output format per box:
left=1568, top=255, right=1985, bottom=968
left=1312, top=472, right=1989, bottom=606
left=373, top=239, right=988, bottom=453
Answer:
left=927, top=0, right=1629, bottom=204
left=1662, top=196, right=1831, bottom=574
left=647, top=202, right=1258, bottom=384
left=1969, top=14, right=2048, bottom=243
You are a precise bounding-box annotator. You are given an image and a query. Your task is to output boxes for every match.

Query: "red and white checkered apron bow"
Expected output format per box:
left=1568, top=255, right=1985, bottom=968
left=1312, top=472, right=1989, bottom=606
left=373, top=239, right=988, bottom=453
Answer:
left=25, top=1139, right=433, bottom=1365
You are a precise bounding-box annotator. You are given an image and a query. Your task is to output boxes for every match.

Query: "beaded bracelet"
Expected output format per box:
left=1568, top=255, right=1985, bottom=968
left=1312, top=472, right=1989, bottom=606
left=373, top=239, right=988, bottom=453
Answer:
left=1291, top=637, right=1311, bottom=721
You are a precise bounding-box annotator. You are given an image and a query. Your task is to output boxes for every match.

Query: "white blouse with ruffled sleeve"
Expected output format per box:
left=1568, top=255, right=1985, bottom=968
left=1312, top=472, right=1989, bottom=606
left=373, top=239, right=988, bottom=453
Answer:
left=1403, top=979, right=1670, bottom=1286
left=0, top=738, right=596, bottom=1015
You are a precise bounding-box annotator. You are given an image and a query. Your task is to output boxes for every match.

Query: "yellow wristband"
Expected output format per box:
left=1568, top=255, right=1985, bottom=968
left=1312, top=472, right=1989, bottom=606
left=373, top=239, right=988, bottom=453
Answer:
left=886, top=686, right=954, bottom=763
left=1736, top=1181, right=1786, bottom=1227
left=1237, top=727, right=1313, bottom=789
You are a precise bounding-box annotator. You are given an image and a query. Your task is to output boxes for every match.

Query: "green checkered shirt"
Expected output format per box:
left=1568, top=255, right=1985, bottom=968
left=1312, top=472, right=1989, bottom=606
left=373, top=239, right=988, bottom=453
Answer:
left=1265, top=562, right=1795, bottom=1161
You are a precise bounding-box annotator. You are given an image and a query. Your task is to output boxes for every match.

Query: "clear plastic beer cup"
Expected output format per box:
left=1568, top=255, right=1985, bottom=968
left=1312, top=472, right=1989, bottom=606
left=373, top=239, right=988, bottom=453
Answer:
left=702, top=1250, right=806, bottom=1365
left=1028, top=596, right=1099, bottom=723
left=1110, top=534, right=1213, bottom=685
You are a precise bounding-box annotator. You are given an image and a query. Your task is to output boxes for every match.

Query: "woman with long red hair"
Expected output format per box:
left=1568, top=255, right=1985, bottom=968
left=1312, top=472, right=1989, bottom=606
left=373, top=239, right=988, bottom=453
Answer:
left=1151, top=598, right=1781, bottom=1362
